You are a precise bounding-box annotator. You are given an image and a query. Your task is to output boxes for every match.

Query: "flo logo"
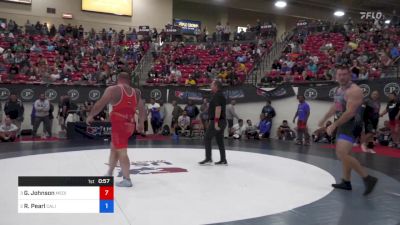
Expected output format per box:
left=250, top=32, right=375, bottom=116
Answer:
left=304, top=88, right=318, bottom=100
left=106, top=160, right=188, bottom=176
left=360, top=12, right=383, bottom=20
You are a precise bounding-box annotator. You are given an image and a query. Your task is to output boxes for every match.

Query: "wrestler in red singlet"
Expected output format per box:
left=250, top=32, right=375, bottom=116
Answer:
left=110, top=84, right=137, bottom=149
left=86, top=72, right=145, bottom=187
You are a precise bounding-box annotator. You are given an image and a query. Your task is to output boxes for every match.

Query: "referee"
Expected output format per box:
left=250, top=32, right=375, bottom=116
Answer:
left=199, top=80, right=228, bottom=165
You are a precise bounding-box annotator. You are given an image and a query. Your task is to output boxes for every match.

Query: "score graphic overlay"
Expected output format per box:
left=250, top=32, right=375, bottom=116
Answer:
left=18, top=177, right=114, bottom=213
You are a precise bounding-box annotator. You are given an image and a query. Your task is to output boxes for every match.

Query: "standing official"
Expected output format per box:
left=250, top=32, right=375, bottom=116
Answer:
left=199, top=80, right=227, bottom=165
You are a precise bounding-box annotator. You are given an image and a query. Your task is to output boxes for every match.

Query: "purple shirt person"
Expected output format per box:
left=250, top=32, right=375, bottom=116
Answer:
left=297, top=102, right=310, bottom=122
left=293, top=95, right=310, bottom=145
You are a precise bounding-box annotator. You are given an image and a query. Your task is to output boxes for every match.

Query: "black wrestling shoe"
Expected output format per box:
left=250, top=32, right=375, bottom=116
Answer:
left=198, top=159, right=213, bottom=166
left=363, top=175, right=378, bottom=196
left=215, top=160, right=228, bottom=166
left=332, top=179, right=352, bottom=190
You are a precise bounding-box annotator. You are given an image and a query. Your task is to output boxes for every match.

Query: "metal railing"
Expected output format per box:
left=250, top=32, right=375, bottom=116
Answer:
left=132, top=44, right=154, bottom=88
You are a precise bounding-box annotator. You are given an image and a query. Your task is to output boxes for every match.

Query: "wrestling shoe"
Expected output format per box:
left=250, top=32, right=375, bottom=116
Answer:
left=361, top=143, right=368, bottom=152
left=363, top=175, right=378, bottom=196
left=332, top=179, right=352, bottom=190
left=215, top=160, right=228, bottom=166
left=116, top=179, right=133, bottom=187
left=198, top=159, right=213, bottom=166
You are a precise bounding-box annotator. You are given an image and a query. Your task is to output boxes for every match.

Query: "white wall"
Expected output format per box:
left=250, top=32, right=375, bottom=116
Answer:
left=14, top=87, right=388, bottom=138
left=0, top=0, right=172, bottom=31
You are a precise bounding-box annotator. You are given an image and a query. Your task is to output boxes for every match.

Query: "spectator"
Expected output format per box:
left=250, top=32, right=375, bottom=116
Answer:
left=271, top=60, right=282, bottom=70
left=312, top=121, right=333, bottom=143
left=148, top=66, right=158, bottom=79
left=171, top=100, right=183, bottom=133
left=223, top=22, right=231, bottom=42
left=258, top=114, right=271, bottom=139
left=176, top=111, right=191, bottom=136
left=389, top=43, right=400, bottom=60
left=377, top=121, right=391, bottom=146
left=226, top=100, right=240, bottom=137
left=185, top=75, right=197, bottom=86
left=0, top=116, right=18, bottom=142
left=184, top=100, right=199, bottom=121
left=9, top=63, right=19, bottom=79
left=308, top=61, right=318, bottom=74
left=0, top=61, right=5, bottom=73
left=32, top=93, right=52, bottom=138
left=277, top=120, right=295, bottom=140
left=293, top=95, right=310, bottom=146
left=58, top=95, right=71, bottom=131
left=261, top=100, right=276, bottom=121
left=93, top=108, right=107, bottom=121
left=148, top=98, right=162, bottom=134
left=231, top=119, right=246, bottom=139
left=43, top=103, right=54, bottom=138
left=245, top=119, right=259, bottom=139
left=380, top=92, right=400, bottom=148
left=4, top=94, right=24, bottom=136
left=159, top=101, right=166, bottom=126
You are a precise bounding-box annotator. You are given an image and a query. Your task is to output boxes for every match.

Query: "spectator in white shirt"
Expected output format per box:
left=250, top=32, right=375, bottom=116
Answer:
left=0, top=116, right=18, bottom=142
left=176, top=111, right=191, bottom=136
left=245, top=119, right=259, bottom=139
left=32, top=93, right=52, bottom=138
left=226, top=100, right=240, bottom=137
left=231, top=119, right=247, bottom=139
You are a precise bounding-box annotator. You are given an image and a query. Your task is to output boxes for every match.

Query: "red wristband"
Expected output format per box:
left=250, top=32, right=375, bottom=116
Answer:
left=214, top=118, right=219, bottom=122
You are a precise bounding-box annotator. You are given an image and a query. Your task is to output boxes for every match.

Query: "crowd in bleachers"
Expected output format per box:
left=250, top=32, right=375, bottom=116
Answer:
left=147, top=38, right=272, bottom=85
left=261, top=19, right=400, bottom=85
left=0, top=20, right=149, bottom=85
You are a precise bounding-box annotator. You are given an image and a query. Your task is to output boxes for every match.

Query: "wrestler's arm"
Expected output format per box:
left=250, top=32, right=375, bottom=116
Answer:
left=333, top=86, right=363, bottom=128
left=319, top=104, right=336, bottom=127
left=86, top=86, right=116, bottom=124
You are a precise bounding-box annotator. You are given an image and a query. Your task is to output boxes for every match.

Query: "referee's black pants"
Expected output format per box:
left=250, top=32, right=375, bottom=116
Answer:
left=205, top=120, right=226, bottom=161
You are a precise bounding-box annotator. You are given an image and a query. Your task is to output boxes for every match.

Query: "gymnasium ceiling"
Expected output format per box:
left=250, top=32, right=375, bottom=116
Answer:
left=175, top=0, right=400, bottom=20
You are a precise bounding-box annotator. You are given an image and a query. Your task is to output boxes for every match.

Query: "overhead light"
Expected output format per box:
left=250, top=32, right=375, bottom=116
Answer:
left=385, top=19, right=391, bottom=24
left=334, top=10, right=345, bottom=17
left=275, top=1, right=287, bottom=8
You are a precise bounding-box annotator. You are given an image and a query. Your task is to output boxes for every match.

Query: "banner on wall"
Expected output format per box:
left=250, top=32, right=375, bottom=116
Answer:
left=173, top=19, right=201, bottom=35
left=297, top=79, right=400, bottom=102
left=0, top=84, right=295, bottom=104
left=296, top=20, right=308, bottom=27
left=0, top=83, right=105, bottom=103
left=138, top=26, right=150, bottom=35
left=260, top=24, right=274, bottom=32
left=66, top=121, right=137, bottom=140
left=165, top=25, right=182, bottom=35
left=141, top=84, right=295, bottom=104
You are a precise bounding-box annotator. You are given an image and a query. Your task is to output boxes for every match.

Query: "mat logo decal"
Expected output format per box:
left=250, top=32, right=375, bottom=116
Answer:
left=106, top=160, right=188, bottom=176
